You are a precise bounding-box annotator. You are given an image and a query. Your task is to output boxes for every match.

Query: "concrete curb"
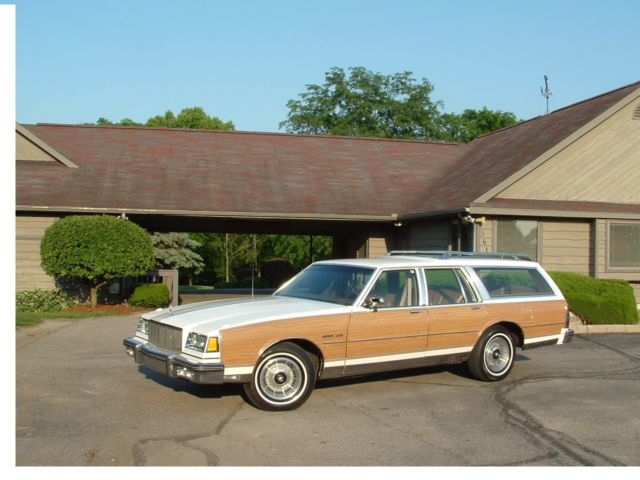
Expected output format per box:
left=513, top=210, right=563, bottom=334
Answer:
left=569, top=318, right=640, bottom=334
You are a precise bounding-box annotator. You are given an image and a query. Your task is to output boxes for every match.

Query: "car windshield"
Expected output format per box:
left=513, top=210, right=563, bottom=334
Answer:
left=276, top=264, right=375, bottom=306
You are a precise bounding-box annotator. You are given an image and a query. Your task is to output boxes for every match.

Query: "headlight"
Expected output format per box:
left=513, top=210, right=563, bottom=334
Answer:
left=136, top=318, right=149, bottom=335
left=185, top=332, right=219, bottom=353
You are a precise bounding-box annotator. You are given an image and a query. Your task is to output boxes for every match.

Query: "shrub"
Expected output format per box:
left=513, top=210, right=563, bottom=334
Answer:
left=549, top=272, right=639, bottom=325
left=129, top=284, right=170, bottom=308
left=16, top=289, right=74, bottom=312
left=41, top=215, right=154, bottom=306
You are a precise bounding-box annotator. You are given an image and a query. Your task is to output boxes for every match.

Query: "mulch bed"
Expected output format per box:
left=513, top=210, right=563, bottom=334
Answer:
left=62, top=304, right=150, bottom=315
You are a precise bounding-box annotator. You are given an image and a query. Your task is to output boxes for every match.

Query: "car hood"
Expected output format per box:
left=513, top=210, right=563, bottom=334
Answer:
left=142, top=295, right=351, bottom=333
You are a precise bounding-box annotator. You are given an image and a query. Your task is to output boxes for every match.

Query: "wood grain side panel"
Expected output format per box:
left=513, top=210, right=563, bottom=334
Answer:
left=346, top=309, right=428, bottom=359
left=482, top=299, right=567, bottom=339
left=220, top=313, right=350, bottom=367
left=426, top=305, right=485, bottom=350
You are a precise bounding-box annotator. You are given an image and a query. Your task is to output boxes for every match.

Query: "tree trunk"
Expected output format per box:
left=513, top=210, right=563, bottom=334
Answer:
left=90, top=281, right=107, bottom=307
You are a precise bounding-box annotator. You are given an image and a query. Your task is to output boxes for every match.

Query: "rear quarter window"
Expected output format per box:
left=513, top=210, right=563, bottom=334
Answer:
left=473, top=267, right=554, bottom=297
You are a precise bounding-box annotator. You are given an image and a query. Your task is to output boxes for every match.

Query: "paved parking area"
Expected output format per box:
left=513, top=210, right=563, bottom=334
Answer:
left=16, top=314, right=640, bottom=466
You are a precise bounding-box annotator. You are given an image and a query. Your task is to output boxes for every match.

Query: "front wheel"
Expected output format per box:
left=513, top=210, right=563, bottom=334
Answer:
left=242, top=342, right=317, bottom=411
left=468, top=326, right=515, bottom=381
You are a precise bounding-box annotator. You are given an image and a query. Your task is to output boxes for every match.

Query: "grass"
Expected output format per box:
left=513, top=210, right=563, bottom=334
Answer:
left=16, top=310, right=128, bottom=327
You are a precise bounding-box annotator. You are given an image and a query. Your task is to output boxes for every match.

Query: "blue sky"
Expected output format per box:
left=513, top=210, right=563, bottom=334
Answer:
left=12, top=0, right=640, bottom=132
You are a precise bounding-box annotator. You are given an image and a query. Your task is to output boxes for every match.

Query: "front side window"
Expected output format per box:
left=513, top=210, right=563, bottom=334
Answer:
left=424, top=268, right=476, bottom=305
left=609, top=223, right=640, bottom=269
left=474, top=268, right=553, bottom=297
left=497, top=219, right=538, bottom=260
left=366, top=269, right=419, bottom=308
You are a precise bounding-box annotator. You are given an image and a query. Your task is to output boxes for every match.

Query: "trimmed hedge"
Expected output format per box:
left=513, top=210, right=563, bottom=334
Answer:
left=129, top=283, right=170, bottom=308
left=549, top=272, right=639, bottom=325
left=16, top=288, right=75, bottom=312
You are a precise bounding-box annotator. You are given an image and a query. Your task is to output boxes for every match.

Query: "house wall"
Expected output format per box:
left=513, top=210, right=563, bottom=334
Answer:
left=16, top=215, right=58, bottom=291
left=540, top=220, right=593, bottom=275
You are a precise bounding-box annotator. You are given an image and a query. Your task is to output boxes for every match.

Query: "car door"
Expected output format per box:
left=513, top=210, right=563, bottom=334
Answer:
left=424, top=268, right=487, bottom=356
left=345, top=268, right=428, bottom=375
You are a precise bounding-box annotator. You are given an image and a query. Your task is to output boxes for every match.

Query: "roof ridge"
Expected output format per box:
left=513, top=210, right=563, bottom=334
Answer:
left=28, top=122, right=462, bottom=146
left=470, top=79, right=640, bottom=142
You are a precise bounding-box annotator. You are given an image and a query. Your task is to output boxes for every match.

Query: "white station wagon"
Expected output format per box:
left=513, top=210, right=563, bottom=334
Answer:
left=124, top=251, right=573, bottom=411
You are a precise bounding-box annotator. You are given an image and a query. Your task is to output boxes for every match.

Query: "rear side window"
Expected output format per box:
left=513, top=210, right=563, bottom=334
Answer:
left=473, top=268, right=554, bottom=297
left=424, top=268, right=478, bottom=305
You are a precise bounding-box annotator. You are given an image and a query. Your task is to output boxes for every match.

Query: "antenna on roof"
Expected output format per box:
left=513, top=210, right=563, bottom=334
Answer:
left=540, top=75, right=552, bottom=114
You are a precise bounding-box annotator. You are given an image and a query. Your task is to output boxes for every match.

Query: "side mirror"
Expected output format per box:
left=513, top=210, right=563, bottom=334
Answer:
left=365, top=296, right=385, bottom=312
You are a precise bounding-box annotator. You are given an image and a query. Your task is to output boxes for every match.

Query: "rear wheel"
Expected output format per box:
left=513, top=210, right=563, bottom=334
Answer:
left=243, top=342, right=317, bottom=411
left=468, top=326, right=515, bottom=381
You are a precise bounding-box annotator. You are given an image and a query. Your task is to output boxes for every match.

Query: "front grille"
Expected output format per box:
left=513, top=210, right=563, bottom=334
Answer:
left=148, top=321, right=182, bottom=352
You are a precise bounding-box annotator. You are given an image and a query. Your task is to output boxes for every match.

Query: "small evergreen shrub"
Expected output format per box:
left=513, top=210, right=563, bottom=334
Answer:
left=549, top=272, right=639, bottom=325
left=129, top=284, right=170, bottom=308
left=16, top=289, right=75, bottom=312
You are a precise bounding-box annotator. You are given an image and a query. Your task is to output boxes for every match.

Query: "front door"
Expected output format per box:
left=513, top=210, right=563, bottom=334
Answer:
left=345, top=269, right=428, bottom=375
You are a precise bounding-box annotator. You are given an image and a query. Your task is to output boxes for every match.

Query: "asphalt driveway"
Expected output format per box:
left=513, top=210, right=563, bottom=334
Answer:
left=15, top=314, right=640, bottom=466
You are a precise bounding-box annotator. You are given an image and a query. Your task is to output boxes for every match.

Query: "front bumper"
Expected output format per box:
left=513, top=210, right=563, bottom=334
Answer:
left=123, top=336, right=224, bottom=384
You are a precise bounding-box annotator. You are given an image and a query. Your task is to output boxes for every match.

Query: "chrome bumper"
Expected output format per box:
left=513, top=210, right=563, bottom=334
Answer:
left=123, top=336, right=224, bottom=384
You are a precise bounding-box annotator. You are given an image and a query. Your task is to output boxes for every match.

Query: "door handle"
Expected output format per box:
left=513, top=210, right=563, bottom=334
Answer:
left=470, top=305, right=482, bottom=310
left=410, top=309, right=421, bottom=314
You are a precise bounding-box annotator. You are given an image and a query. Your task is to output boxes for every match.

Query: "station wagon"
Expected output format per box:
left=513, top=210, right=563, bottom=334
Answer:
left=124, top=251, right=573, bottom=410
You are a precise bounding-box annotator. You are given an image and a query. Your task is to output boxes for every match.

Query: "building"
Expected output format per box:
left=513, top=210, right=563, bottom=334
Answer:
left=16, top=81, right=640, bottom=300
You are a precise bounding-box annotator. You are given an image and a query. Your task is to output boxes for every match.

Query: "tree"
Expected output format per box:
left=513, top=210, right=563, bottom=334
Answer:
left=151, top=232, right=205, bottom=285
left=280, top=67, right=444, bottom=140
left=92, top=106, right=234, bottom=131
left=441, top=107, right=520, bottom=143
left=281, top=66, right=520, bottom=142
left=41, top=215, right=154, bottom=306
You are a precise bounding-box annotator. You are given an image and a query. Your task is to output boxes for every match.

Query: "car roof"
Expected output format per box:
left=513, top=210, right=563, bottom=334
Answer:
left=314, top=255, right=540, bottom=270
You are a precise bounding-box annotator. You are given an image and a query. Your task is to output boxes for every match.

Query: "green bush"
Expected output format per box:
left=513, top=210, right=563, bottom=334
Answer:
left=16, top=289, right=74, bottom=312
left=41, top=215, right=154, bottom=306
left=129, top=284, right=170, bottom=308
left=549, top=272, right=639, bottom=325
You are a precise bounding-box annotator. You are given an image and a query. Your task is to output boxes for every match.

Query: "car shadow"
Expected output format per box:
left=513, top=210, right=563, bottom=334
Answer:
left=138, top=353, right=532, bottom=399
left=138, top=366, right=243, bottom=399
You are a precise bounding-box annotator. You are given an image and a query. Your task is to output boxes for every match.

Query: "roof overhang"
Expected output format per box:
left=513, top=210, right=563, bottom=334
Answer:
left=16, top=204, right=399, bottom=223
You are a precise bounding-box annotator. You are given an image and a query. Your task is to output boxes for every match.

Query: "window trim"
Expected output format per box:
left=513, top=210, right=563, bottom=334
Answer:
left=606, top=220, right=640, bottom=273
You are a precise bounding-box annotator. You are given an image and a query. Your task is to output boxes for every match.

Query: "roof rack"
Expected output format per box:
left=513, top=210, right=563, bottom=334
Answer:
left=386, top=250, right=533, bottom=261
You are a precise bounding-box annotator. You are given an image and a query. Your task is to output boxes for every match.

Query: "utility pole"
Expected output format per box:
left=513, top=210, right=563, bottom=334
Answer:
left=540, top=75, right=552, bottom=114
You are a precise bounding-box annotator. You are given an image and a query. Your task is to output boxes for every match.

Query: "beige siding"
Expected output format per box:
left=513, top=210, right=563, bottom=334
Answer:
left=475, top=218, right=495, bottom=252
left=540, top=220, right=592, bottom=275
left=16, top=215, right=58, bottom=291
left=407, top=221, right=450, bottom=250
left=498, top=99, right=640, bottom=204
left=16, top=130, right=57, bottom=162
left=367, top=237, right=391, bottom=258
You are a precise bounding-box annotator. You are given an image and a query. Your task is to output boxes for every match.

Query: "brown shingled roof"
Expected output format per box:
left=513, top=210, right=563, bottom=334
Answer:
left=16, top=81, right=640, bottom=220
left=16, top=126, right=463, bottom=220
